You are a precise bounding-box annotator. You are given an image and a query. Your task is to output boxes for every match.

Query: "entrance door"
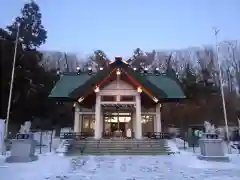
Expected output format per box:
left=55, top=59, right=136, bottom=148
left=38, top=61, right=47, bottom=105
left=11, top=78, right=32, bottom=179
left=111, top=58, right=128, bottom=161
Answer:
left=119, top=122, right=126, bottom=134
left=111, top=123, right=118, bottom=132
left=103, top=112, right=132, bottom=137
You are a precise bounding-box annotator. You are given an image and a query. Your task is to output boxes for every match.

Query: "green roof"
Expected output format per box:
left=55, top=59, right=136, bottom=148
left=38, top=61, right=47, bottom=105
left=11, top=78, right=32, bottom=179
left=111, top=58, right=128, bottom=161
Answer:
left=146, top=75, right=185, bottom=99
left=49, top=72, right=185, bottom=101
left=124, top=69, right=185, bottom=100
left=49, top=59, right=185, bottom=101
left=69, top=68, right=113, bottom=98
left=49, top=73, right=91, bottom=98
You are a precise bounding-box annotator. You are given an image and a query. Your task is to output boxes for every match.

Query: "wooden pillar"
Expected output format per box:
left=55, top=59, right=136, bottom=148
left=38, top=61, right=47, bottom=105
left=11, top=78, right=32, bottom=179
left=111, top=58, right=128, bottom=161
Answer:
left=132, top=111, right=136, bottom=137
left=79, top=114, right=82, bottom=133
left=135, top=94, right=142, bottom=139
left=74, top=103, right=80, bottom=132
left=155, top=103, right=162, bottom=132
left=94, top=93, right=101, bottom=139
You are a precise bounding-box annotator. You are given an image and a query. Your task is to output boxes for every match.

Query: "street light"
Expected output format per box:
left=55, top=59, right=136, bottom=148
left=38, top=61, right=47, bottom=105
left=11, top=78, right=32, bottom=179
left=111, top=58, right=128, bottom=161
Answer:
left=213, top=27, right=230, bottom=144
left=2, top=24, right=20, bottom=154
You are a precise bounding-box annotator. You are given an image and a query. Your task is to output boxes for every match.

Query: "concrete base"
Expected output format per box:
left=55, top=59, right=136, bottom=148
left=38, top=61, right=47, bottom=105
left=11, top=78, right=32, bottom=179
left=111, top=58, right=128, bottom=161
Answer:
left=198, top=134, right=230, bottom=162
left=197, top=155, right=230, bottom=162
left=199, top=138, right=225, bottom=156
left=5, top=135, right=37, bottom=163
left=5, top=155, right=38, bottom=163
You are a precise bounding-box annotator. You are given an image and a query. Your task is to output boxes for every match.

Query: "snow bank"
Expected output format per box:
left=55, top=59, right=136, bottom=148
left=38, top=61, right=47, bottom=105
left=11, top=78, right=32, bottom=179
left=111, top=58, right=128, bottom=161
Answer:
left=34, top=132, right=52, bottom=146
left=0, top=153, right=72, bottom=180
left=175, top=138, right=188, bottom=149
left=166, top=139, right=180, bottom=153
left=1, top=153, right=240, bottom=180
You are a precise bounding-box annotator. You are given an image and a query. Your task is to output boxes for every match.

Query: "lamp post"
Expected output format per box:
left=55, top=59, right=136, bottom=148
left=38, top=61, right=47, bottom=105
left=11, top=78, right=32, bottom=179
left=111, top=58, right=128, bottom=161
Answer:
left=213, top=28, right=230, bottom=144
left=4, top=24, right=20, bottom=148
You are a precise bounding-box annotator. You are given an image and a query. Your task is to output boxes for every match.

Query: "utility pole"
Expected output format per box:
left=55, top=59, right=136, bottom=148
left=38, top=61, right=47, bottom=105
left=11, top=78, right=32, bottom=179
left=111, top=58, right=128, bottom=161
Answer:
left=213, top=27, right=230, bottom=146
left=3, top=24, right=20, bottom=154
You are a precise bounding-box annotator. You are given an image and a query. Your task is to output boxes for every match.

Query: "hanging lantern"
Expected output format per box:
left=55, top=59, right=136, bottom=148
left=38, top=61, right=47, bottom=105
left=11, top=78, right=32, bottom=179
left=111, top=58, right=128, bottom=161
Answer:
left=94, top=86, right=100, bottom=93
left=137, top=87, right=142, bottom=93
left=116, top=69, right=121, bottom=75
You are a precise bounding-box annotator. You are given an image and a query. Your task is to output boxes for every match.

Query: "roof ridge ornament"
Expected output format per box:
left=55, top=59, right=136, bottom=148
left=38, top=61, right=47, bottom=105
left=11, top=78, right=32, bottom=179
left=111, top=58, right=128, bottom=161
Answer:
left=116, top=68, right=121, bottom=75
left=94, top=86, right=100, bottom=93
left=109, top=56, right=129, bottom=65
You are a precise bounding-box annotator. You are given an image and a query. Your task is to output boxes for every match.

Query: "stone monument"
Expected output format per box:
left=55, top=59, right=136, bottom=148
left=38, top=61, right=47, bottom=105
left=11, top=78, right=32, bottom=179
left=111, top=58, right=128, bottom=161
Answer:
left=204, top=121, right=211, bottom=133
left=19, top=121, right=31, bottom=134
left=198, top=121, right=229, bottom=162
left=0, top=119, right=5, bottom=154
left=5, top=121, right=38, bottom=163
left=238, top=118, right=240, bottom=135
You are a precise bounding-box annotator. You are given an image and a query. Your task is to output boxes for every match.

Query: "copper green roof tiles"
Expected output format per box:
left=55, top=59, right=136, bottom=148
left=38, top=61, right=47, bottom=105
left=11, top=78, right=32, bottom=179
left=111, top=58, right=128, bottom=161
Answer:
left=49, top=56, right=185, bottom=101
left=146, top=75, right=185, bottom=99
left=49, top=70, right=185, bottom=101
left=49, top=73, right=91, bottom=98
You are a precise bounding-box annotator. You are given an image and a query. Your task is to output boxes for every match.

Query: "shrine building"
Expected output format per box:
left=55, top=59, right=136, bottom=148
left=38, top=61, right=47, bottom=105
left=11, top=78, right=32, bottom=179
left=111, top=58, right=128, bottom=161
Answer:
left=49, top=57, right=185, bottom=139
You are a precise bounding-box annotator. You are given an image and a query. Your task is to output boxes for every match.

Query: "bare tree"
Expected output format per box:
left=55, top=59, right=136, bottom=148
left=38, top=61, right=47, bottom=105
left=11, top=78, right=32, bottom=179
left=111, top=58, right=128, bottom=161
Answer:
left=218, top=41, right=240, bottom=94
left=151, top=51, right=169, bottom=72
left=40, top=51, right=83, bottom=72
left=195, top=47, right=218, bottom=85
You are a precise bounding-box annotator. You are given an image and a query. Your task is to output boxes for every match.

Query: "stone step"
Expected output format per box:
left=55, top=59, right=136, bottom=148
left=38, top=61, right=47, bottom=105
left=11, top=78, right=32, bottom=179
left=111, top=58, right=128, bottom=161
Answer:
left=69, top=139, right=171, bottom=155
left=73, top=145, right=168, bottom=150
left=70, top=148, right=173, bottom=154
left=74, top=141, right=166, bottom=145
left=99, top=141, right=166, bottom=143
left=81, top=150, right=169, bottom=154
left=70, top=151, right=172, bottom=156
left=82, top=148, right=169, bottom=152
left=74, top=146, right=170, bottom=152
left=98, top=140, right=164, bottom=142
left=72, top=147, right=169, bottom=152
left=75, top=143, right=165, bottom=146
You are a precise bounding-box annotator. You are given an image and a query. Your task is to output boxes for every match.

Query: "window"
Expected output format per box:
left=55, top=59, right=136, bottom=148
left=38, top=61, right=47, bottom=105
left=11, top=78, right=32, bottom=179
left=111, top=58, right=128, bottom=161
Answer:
left=120, top=96, right=135, bottom=101
left=141, top=115, right=154, bottom=134
left=82, top=115, right=95, bottom=136
left=101, top=96, right=116, bottom=101
left=104, top=116, right=131, bottom=123
left=105, top=112, right=131, bottom=116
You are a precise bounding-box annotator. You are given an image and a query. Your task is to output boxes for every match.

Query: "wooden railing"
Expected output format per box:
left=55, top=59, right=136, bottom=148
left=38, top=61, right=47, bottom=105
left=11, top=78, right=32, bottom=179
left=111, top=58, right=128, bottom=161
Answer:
left=144, top=132, right=172, bottom=139
left=60, top=132, right=172, bottom=140
left=60, top=132, right=91, bottom=140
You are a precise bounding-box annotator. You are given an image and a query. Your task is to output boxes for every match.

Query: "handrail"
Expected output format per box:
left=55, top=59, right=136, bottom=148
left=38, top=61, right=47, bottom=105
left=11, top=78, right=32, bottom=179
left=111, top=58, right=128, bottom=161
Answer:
left=60, top=132, right=90, bottom=140
left=144, top=132, right=172, bottom=139
left=60, top=132, right=172, bottom=140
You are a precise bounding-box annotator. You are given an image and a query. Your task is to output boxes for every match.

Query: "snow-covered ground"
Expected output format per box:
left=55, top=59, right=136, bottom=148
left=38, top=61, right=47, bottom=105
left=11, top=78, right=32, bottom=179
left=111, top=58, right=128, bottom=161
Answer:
left=0, top=141, right=240, bottom=180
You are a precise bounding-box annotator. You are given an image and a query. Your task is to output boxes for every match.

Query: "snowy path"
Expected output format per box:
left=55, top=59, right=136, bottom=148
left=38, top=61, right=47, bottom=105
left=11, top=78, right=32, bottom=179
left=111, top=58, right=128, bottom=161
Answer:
left=0, top=151, right=240, bottom=180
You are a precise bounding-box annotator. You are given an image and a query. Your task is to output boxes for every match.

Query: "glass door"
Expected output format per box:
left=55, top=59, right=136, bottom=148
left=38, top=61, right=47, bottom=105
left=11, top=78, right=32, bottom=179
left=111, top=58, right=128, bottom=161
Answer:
left=82, top=115, right=95, bottom=136
left=103, top=111, right=132, bottom=137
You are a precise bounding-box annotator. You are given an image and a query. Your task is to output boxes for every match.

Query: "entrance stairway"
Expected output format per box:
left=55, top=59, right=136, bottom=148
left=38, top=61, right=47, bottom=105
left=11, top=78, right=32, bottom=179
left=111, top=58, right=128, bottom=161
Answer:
left=69, top=138, right=173, bottom=155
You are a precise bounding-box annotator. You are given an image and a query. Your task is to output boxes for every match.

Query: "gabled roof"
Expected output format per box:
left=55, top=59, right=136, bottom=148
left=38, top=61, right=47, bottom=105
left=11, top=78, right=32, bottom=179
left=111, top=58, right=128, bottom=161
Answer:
left=49, top=73, right=91, bottom=99
left=147, top=75, right=185, bottom=99
left=122, top=69, right=185, bottom=100
left=49, top=58, right=186, bottom=101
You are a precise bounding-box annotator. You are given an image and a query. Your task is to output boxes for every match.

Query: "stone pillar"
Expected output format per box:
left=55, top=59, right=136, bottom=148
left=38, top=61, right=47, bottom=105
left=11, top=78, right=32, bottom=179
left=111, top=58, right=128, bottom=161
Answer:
left=135, top=94, right=142, bottom=139
left=153, top=116, right=157, bottom=132
left=74, top=104, right=80, bottom=132
left=155, top=103, right=162, bottom=132
left=132, top=112, right=136, bottom=137
left=94, top=93, right=101, bottom=139
left=238, top=118, right=240, bottom=135
left=79, top=114, right=82, bottom=133
left=100, top=110, right=104, bottom=136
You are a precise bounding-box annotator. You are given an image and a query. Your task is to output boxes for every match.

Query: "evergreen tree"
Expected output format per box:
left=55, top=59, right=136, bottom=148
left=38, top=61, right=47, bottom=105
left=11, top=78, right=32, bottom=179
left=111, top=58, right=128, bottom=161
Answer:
left=7, top=0, right=47, bottom=50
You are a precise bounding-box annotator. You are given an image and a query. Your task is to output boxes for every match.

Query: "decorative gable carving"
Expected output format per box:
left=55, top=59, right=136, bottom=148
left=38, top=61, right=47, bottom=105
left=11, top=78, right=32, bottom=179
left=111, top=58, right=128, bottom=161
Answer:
left=102, top=80, right=134, bottom=90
